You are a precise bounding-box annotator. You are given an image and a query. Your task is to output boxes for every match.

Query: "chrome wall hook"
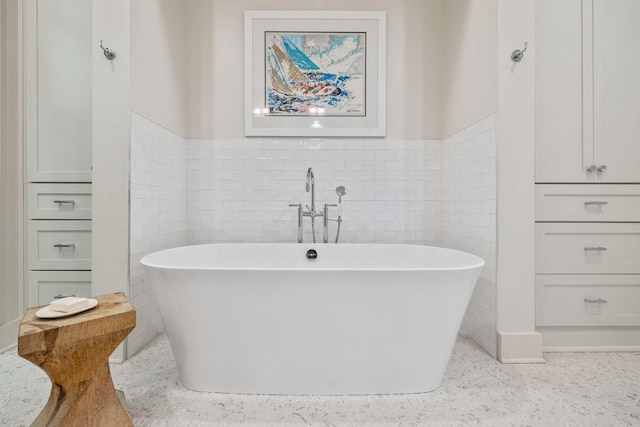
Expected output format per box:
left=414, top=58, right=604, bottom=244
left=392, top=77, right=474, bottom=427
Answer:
left=99, top=40, right=117, bottom=60
left=511, top=42, right=528, bottom=62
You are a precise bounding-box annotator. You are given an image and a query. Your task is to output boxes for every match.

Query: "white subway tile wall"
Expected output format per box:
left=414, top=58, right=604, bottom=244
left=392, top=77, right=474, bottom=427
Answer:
left=129, top=112, right=187, bottom=358
left=186, top=139, right=442, bottom=245
left=442, top=114, right=498, bottom=358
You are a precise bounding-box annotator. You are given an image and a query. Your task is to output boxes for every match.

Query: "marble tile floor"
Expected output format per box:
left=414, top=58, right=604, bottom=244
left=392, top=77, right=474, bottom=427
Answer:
left=1, top=334, right=639, bottom=427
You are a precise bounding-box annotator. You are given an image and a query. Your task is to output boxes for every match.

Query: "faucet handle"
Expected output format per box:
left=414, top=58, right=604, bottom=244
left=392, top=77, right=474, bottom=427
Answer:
left=289, top=204, right=301, bottom=208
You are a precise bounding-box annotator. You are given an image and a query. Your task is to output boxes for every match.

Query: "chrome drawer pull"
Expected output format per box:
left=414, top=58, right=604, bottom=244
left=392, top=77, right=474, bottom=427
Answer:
left=584, top=298, right=607, bottom=304
left=53, top=243, right=76, bottom=249
left=53, top=200, right=76, bottom=206
left=584, top=201, right=608, bottom=206
left=584, top=246, right=607, bottom=251
left=54, top=293, right=77, bottom=299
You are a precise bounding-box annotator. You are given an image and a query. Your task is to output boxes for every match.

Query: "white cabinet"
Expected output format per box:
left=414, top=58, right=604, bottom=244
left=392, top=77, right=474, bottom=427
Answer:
left=535, top=0, right=640, bottom=350
left=24, top=1, right=93, bottom=307
left=535, top=0, right=640, bottom=183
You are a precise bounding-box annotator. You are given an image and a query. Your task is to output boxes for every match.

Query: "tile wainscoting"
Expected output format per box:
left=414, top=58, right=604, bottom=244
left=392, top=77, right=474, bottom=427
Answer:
left=129, top=112, right=187, bottom=357
left=443, top=114, right=498, bottom=357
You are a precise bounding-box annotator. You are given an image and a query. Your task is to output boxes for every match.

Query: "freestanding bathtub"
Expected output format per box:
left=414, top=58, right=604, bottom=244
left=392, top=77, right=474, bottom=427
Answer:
left=141, top=243, right=484, bottom=395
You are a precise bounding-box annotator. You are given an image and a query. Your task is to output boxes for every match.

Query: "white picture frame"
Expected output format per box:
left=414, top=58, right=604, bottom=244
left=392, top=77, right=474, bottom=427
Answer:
left=244, top=10, right=386, bottom=137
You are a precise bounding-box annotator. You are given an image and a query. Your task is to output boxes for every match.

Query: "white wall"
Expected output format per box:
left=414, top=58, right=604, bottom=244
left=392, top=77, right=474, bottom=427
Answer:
left=185, top=0, right=444, bottom=140
left=130, top=0, right=189, bottom=137
left=442, top=0, right=498, bottom=138
left=440, top=0, right=498, bottom=357
left=0, top=0, right=24, bottom=352
left=92, top=0, right=131, bottom=362
left=495, top=0, right=542, bottom=363
left=128, top=1, right=190, bottom=357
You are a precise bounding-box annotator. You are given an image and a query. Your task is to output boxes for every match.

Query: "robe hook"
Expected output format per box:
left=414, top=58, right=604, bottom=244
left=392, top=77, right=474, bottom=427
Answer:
left=100, top=40, right=117, bottom=60
left=511, top=42, right=527, bottom=62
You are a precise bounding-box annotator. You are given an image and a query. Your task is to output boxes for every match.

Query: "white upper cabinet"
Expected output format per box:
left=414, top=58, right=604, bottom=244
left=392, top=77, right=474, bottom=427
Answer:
left=25, top=0, right=92, bottom=182
left=536, top=0, right=640, bottom=183
left=535, top=0, right=588, bottom=183
left=592, top=0, right=640, bottom=183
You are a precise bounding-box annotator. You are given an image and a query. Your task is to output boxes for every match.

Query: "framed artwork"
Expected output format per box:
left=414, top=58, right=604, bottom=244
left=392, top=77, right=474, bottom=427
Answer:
left=244, top=11, right=386, bottom=137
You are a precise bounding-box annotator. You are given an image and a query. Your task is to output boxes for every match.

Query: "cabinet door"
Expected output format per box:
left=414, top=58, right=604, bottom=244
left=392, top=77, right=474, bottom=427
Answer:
left=24, top=0, right=92, bottom=182
left=535, top=0, right=592, bottom=183
left=593, top=0, right=640, bottom=183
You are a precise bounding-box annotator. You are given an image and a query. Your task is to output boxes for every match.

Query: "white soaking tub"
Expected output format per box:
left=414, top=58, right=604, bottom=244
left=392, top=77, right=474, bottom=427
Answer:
left=141, top=243, right=484, bottom=395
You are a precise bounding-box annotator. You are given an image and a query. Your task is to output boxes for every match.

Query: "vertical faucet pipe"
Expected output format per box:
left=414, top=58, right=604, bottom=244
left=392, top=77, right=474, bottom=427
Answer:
left=306, top=168, right=315, bottom=213
left=306, top=168, right=316, bottom=243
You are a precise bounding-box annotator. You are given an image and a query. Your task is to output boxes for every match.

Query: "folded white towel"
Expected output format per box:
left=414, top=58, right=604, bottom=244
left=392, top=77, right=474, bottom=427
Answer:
left=49, top=297, right=90, bottom=313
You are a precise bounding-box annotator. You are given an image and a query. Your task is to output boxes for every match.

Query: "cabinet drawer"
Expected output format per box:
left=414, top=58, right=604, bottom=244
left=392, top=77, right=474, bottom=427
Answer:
left=28, top=220, right=91, bottom=270
left=536, top=275, right=640, bottom=327
left=28, top=183, right=92, bottom=219
left=536, top=184, right=640, bottom=222
left=536, top=223, right=640, bottom=274
left=28, top=271, right=92, bottom=307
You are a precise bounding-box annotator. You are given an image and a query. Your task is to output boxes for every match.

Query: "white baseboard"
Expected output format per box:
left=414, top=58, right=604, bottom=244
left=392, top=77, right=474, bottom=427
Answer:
left=540, top=328, right=640, bottom=352
left=497, top=331, right=545, bottom=363
left=0, top=318, right=21, bottom=353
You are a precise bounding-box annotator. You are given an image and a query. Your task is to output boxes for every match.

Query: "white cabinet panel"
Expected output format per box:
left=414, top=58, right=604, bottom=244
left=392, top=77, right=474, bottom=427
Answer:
left=28, top=220, right=92, bottom=270
left=536, top=275, right=640, bottom=327
left=536, top=184, right=640, bottom=222
left=28, top=183, right=92, bottom=219
left=24, top=0, right=92, bottom=182
left=535, top=0, right=589, bottom=183
left=28, top=271, right=92, bottom=307
left=593, top=0, right=640, bottom=183
left=536, top=223, right=640, bottom=274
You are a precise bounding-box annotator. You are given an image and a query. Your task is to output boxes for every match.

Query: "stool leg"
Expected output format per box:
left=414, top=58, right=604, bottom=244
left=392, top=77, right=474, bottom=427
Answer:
left=32, top=360, right=133, bottom=427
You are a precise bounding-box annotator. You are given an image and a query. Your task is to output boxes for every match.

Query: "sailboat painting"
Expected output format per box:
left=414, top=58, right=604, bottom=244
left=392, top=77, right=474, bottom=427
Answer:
left=265, top=32, right=366, bottom=116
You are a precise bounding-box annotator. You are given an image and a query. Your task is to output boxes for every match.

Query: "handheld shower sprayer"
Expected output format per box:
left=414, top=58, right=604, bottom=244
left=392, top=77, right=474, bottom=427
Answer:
left=334, top=186, right=346, bottom=243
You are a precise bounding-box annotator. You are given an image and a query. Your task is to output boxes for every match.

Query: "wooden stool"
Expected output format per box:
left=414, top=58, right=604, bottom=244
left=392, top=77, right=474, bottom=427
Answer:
left=18, top=292, right=136, bottom=427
